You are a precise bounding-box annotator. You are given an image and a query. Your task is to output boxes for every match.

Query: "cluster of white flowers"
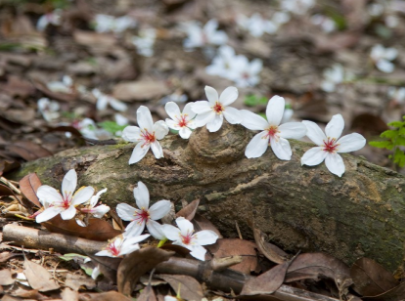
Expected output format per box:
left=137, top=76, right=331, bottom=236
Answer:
left=237, top=12, right=290, bottom=37
left=93, top=14, right=137, bottom=33
left=280, top=0, right=315, bottom=15
left=92, top=89, right=127, bottom=112
left=122, top=85, right=366, bottom=177
left=310, top=14, right=336, bottom=33
left=182, top=19, right=228, bottom=50
left=132, top=28, right=157, bottom=57
left=370, top=44, right=397, bottom=73
left=320, top=64, right=354, bottom=93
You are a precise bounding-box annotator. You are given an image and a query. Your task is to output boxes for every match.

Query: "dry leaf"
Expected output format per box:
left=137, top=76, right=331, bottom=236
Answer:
left=61, top=287, right=79, bottom=301
left=176, top=199, right=200, bottom=221
left=363, top=281, right=405, bottom=301
left=89, top=291, right=133, bottom=301
left=117, top=247, right=174, bottom=295
left=0, top=269, right=14, bottom=285
left=193, top=214, right=222, bottom=238
left=112, top=80, right=170, bottom=101
left=23, top=259, right=60, bottom=292
left=19, top=173, right=42, bottom=207
left=7, top=141, right=52, bottom=161
left=252, top=227, right=289, bottom=264
left=137, top=284, right=157, bottom=301
left=157, top=274, right=205, bottom=301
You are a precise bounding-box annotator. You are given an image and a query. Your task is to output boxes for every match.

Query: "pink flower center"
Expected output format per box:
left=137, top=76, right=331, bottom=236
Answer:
left=106, top=242, right=121, bottom=257
left=141, top=129, right=156, bottom=146
left=62, top=191, right=72, bottom=209
left=242, top=72, right=249, bottom=79
left=213, top=102, right=224, bottom=114
left=177, top=115, right=188, bottom=127
left=264, top=125, right=279, bottom=141
left=181, top=231, right=193, bottom=245
left=323, top=138, right=338, bottom=153
left=134, top=208, right=150, bottom=224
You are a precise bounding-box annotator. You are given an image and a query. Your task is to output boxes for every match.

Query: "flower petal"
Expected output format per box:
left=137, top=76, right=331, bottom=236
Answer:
left=149, top=200, right=171, bottom=220
left=129, top=143, right=150, bottom=164
left=95, top=250, right=114, bottom=257
left=183, top=103, right=196, bottom=119
left=190, top=245, right=207, bottom=261
left=125, top=221, right=145, bottom=238
left=191, top=101, right=212, bottom=114
left=134, top=181, right=150, bottom=209
left=165, top=102, right=181, bottom=120
left=223, top=107, right=242, bottom=124
left=325, top=114, right=344, bottom=139
left=266, top=95, right=285, bottom=126
left=337, top=133, right=366, bottom=153
left=109, top=98, right=128, bottom=112
left=279, top=122, right=307, bottom=139
left=204, top=86, right=219, bottom=105
left=62, top=169, right=77, bottom=200
left=245, top=131, right=268, bottom=158
left=37, top=185, right=63, bottom=206
left=179, top=127, right=192, bottom=139
left=206, top=114, right=224, bottom=132
left=137, top=106, right=154, bottom=130
left=301, top=147, right=327, bottom=166
left=325, top=153, right=345, bottom=177
left=92, top=205, right=110, bottom=218
left=162, top=224, right=181, bottom=241
left=194, top=230, right=218, bottom=246
left=240, top=110, right=268, bottom=131
left=72, top=186, right=95, bottom=205
left=122, top=126, right=141, bottom=142
left=302, top=120, right=327, bottom=145
left=36, top=206, right=63, bottom=223
left=166, top=119, right=181, bottom=130
left=117, top=203, right=136, bottom=221
left=219, top=86, right=238, bottom=106
left=147, top=220, right=166, bottom=240
left=60, top=205, right=77, bottom=220
left=270, top=137, right=292, bottom=160
left=151, top=141, right=164, bottom=159
left=194, top=111, right=215, bottom=127
left=153, top=120, right=169, bottom=140
left=176, top=217, right=194, bottom=236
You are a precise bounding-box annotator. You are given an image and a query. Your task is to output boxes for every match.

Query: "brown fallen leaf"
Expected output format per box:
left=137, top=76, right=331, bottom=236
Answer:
left=252, top=227, right=289, bottom=264
left=19, top=173, right=42, bottom=207
left=88, top=291, right=133, bottom=301
left=44, top=215, right=122, bottom=241
left=112, top=80, right=170, bottom=101
left=192, top=214, right=222, bottom=238
left=0, top=251, right=22, bottom=263
left=350, top=257, right=398, bottom=297
left=61, top=287, right=79, bottom=301
left=0, top=269, right=14, bottom=285
left=363, top=281, right=405, bottom=301
left=7, top=141, right=52, bottom=161
left=210, top=238, right=258, bottom=274
left=176, top=199, right=200, bottom=221
left=117, top=247, right=174, bottom=295
left=137, top=284, right=157, bottom=301
left=23, top=259, right=60, bottom=292
left=157, top=274, right=205, bottom=301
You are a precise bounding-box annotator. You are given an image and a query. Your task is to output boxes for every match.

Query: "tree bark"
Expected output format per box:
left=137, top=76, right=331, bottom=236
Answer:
left=8, top=122, right=405, bottom=271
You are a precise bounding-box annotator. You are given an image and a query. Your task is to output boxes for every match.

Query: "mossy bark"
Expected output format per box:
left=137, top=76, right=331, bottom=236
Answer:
left=8, top=122, right=405, bottom=271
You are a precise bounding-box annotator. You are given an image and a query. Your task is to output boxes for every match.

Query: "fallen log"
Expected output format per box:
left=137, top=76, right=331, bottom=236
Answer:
left=7, top=122, right=405, bottom=271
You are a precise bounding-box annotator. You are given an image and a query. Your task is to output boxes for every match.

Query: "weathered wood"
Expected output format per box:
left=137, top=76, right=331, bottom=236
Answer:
left=8, top=122, right=405, bottom=271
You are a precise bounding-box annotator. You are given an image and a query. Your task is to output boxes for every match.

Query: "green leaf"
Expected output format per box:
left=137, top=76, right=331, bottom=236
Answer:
left=81, top=266, right=94, bottom=277
left=244, top=95, right=267, bottom=107
left=396, top=137, right=405, bottom=146
left=394, top=148, right=405, bottom=168
left=398, top=127, right=405, bottom=136
left=388, top=121, right=404, bottom=128
left=381, top=130, right=399, bottom=139
left=59, top=253, right=89, bottom=261
left=99, top=121, right=127, bottom=135
left=369, top=140, right=393, bottom=149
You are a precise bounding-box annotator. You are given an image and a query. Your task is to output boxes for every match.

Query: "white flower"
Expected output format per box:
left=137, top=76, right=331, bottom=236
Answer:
left=388, top=87, right=405, bottom=105
left=122, top=106, right=168, bottom=164
left=16, top=273, right=30, bottom=286
left=47, top=75, right=73, bottom=94
left=132, top=28, right=156, bottom=57
left=94, top=14, right=136, bottom=33
left=38, top=98, right=60, bottom=122
left=320, top=64, right=354, bottom=92
left=192, top=86, right=242, bottom=132
left=117, top=181, right=171, bottom=238
left=311, top=14, right=336, bottom=33
left=237, top=13, right=279, bottom=37
left=183, top=19, right=228, bottom=49
left=231, top=55, right=263, bottom=88
left=95, top=233, right=150, bottom=258
left=370, top=44, right=397, bottom=73
left=160, top=92, right=188, bottom=105
left=301, top=114, right=366, bottom=177
left=80, top=188, right=110, bottom=218
left=165, top=102, right=197, bottom=139
left=36, top=169, right=95, bottom=223
left=91, top=266, right=101, bottom=280
left=242, top=95, right=307, bottom=160
left=163, top=217, right=218, bottom=261
left=37, top=9, right=61, bottom=31
left=73, top=118, right=112, bottom=140
left=206, top=45, right=238, bottom=79
left=92, top=89, right=127, bottom=112
left=281, top=0, right=315, bottom=15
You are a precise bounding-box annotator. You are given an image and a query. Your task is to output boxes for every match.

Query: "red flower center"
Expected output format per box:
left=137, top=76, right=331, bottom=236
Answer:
left=264, top=126, right=279, bottom=141
left=181, top=232, right=193, bottom=245
left=178, top=115, right=188, bottom=127
left=323, top=138, right=338, bottom=153
left=106, top=242, right=121, bottom=257
left=141, top=129, right=156, bottom=146
left=213, top=102, right=224, bottom=114
left=62, top=191, right=72, bottom=209
left=134, top=209, right=150, bottom=223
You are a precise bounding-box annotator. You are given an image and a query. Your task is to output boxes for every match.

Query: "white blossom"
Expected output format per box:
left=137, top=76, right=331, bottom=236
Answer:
left=92, top=88, right=127, bottom=112
left=132, top=28, right=156, bottom=57
left=281, top=0, right=315, bottom=15
left=311, top=14, right=336, bottom=33
left=80, top=188, right=110, bottom=218
left=242, top=95, right=307, bottom=160
left=388, top=87, right=405, bottom=105
left=237, top=13, right=278, bottom=37
left=370, top=44, right=397, bottom=73
left=73, top=118, right=112, bottom=140
left=163, top=217, right=218, bottom=261
left=165, top=102, right=197, bottom=139
left=37, top=9, right=61, bottom=31
left=47, top=75, right=73, bottom=94
left=38, top=98, right=60, bottom=122
left=95, top=233, right=150, bottom=257
left=301, top=114, right=366, bottom=177
left=320, top=64, right=353, bottom=92
left=94, top=14, right=136, bottom=33
left=183, top=19, right=228, bottom=49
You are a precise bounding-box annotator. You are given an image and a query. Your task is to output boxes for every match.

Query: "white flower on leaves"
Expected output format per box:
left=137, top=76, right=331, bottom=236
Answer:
left=73, top=118, right=112, bottom=140
left=92, top=89, right=127, bottom=112
left=370, top=44, right=398, bottom=73
left=122, top=106, right=169, bottom=164
left=388, top=87, right=405, bottom=105
left=242, top=96, right=307, bottom=160
left=38, top=98, right=60, bottom=122
left=132, top=28, right=156, bottom=57
left=94, top=14, right=136, bottom=33
left=301, top=114, right=366, bottom=177
left=95, top=233, right=150, bottom=258
left=231, top=55, right=263, bottom=88
left=37, top=9, right=61, bottom=31
left=320, top=64, right=353, bottom=92
left=35, top=169, right=95, bottom=223
left=80, top=188, right=110, bottom=218
left=311, top=14, right=336, bottom=33
left=281, top=0, right=315, bottom=15
left=192, top=86, right=242, bottom=132
left=183, top=19, right=228, bottom=49
left=47, top=75, right=73, bottom=94
left=117, top=181, right=171, bottom=239
left=165, top=102, right=197, bottom=139
left=163, top=217, right=218, bottom=261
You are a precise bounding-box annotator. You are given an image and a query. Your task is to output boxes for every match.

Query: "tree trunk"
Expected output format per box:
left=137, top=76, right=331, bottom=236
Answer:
left=8, top=122, right=405, bottom=272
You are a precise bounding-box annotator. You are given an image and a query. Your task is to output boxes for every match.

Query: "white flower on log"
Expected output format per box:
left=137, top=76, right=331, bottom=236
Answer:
left=165, top=102, right=197, bottom=139
left=95, top=233, right=150, bottom=258
left=241, top=95, right=307, bottom=160
left=301, top=114, right=366, bottom=177
left=122, top=106, right=169, bottom=164
left=80, top=188, right=110, bottom=218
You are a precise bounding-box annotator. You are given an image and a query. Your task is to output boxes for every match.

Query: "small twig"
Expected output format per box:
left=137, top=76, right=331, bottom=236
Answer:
left=235, top=221, right=243, bottom=240
left=0, top=177, right=21, bottom=195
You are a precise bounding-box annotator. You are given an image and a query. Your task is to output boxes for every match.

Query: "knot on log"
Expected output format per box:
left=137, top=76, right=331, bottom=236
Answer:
left=188, top=121, right=252, bottom=164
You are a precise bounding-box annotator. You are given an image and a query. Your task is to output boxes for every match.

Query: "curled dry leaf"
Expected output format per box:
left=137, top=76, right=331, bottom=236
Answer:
left=7, top=141, right=52, bottom=161
left=157, top=274, right=205, bottom=301
left=23, top=259, right=60, bottom=292
left=362, top=281, right=405, bottom=301
left=176, top=199, right=200, bottom=221
left=252, top=227, right=289, bottom=264
left=350, top=257, right=398, bottom=297
left=19, top=173, right=42, bottom=207
left=44, top=215, right=122, bottom=241
left=117, top=247, right=174, bottom=296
